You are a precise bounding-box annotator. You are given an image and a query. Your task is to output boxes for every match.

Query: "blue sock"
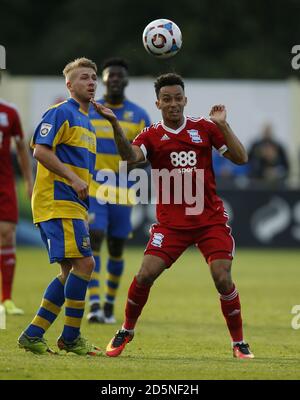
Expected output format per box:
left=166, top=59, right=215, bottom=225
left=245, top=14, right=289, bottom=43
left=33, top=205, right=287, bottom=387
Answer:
left=88, top=253, right=101, bottom=305
left=25, top=276, right=65, bottom=338
left=62, top=271, right=90, bottom=343
left=105, top=257, right=124, bottom=304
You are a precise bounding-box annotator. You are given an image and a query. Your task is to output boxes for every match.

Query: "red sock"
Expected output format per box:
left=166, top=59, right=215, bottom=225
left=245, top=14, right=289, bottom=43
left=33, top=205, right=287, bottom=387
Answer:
left=219, top=285, right=243, bottom=343
left=0, top=246, right=16, bottom=302
left=123, top=276, right=152, bottom=330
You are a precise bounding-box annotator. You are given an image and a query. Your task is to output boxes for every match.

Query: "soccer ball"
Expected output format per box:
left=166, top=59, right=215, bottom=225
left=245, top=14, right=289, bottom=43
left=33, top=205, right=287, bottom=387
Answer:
left=142, top=19, right=182, bottom=59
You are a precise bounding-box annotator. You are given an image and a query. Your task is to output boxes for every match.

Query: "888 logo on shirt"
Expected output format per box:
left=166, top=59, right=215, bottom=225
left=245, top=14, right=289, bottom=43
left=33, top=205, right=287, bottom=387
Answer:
left=170, top=151, right=197, bottom=173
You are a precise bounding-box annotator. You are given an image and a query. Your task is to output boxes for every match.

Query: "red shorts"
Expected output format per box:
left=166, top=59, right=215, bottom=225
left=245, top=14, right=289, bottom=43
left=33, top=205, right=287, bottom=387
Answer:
left=0, top=183, right=18, bottom=223
left=144, top=223, right=235, bottom=267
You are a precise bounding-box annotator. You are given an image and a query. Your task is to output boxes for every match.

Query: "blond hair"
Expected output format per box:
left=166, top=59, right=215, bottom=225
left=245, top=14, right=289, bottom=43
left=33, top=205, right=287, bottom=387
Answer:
left=63, top=57, right=97, bottom=80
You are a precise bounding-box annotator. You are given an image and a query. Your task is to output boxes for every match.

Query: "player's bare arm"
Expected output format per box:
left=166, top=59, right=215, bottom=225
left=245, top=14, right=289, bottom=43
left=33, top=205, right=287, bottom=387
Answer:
left=90, top=99, right=145, bottom=164
left=15, top=137, right=34, bottom=198
left=33, top=144, right=88, bottom=200
left=209, top=105, right=248, bottom=165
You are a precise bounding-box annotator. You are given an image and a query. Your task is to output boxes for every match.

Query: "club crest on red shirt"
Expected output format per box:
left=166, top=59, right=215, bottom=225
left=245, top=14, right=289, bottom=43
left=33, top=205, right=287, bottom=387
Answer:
left=0, top=112, right=9, bottom=126
left=187, top=129, right=202, bottom=143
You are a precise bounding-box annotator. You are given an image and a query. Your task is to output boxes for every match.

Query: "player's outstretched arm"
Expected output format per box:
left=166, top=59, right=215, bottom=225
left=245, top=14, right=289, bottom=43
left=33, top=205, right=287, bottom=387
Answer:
left=90, top=99, right=145, bottom=164
left=33, top=144, right=88, bottom=200
left=209, top=105, right=248, bottom=165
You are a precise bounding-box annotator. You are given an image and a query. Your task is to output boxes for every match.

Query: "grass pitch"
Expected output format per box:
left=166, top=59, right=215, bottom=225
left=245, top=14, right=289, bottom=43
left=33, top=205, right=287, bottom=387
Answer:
left=0, top=246, right=300, bottom=380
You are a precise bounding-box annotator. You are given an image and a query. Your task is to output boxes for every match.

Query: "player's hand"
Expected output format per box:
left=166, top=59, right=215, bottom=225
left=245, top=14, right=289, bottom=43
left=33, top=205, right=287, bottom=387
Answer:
left=209, top=105, right=227, bottom=125
left=70, top=176, right=89, bottom=200
left=90, top=99, right=117, bottom=123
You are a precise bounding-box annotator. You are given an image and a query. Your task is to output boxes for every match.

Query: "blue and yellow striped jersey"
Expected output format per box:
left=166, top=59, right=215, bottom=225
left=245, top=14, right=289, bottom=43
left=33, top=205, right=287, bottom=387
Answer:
left=31, top=98, right=96, bottom=223
left=88, top=98, right=151, bottom=205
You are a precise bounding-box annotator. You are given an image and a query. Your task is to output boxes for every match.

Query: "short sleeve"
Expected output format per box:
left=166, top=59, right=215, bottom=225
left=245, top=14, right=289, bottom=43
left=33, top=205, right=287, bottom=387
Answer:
left=207, top=119, right=228, bottom=156
left=32, top=107, right=66, bottom=148
left=132, top=127, right=153, bottom=161
left=141, top=109, right=151, bottom=129
left=135, top=109, right=151, bottom=142
left=11, top=108, right=24, bottom=139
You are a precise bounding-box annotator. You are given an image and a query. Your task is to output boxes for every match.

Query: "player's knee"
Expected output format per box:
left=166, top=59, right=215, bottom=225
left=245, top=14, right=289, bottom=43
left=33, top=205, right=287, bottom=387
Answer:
left=136, top=266, right=157, bottom=285
left=1, top=227, right=16, bottom=246
left=210, top=260, right=233, bottom=293
left=214, top=277, right=233, bottom=294
left=136, top=271, right=155, bottom=286
left=136, top=257, right=165, bottom=285
left=107, top=237, right=125, bottom=258
left=86, top=257, right=96, bottom=274
left=213, top=271, right=233, bottom=293
left=89, top=230, right=104, bottom=251
left=73, top=256, right=95, bottom=277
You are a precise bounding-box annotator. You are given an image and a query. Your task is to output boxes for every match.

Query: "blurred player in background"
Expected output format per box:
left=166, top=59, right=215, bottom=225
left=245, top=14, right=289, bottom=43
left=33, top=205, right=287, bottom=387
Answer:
left=18, top=58, right=101, bottom=355
left=91, top=73, right=254, bottom=359
left=87, top=58, right=151, bottom=324
left=0, top=85, right=33, bottom=315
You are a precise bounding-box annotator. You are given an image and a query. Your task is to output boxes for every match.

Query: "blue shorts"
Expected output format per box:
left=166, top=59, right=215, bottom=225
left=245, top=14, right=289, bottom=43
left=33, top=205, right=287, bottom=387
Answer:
left=89, top=197, right=132, bottom=239
left=38, top=218, right=92, bottom=264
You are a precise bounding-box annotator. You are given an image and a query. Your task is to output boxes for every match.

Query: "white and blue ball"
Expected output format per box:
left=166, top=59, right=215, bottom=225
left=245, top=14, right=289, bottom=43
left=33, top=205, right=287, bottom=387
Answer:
left=142, top=19, right=182, bottom=59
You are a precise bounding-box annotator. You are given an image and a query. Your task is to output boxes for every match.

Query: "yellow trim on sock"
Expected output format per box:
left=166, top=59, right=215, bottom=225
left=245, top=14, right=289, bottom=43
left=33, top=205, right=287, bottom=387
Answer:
left=41, top=298, right=61, bottom=315
left=65, top=316, right=82, bottom=328
left=106, top=286, right=117, bottom=297
left=107, top=273, right=121, bottom=284
left=88, top=287, right=100, bottom=296
left=31, top=316, right=51, bottom=331
left=65, top=299, right=85, bottom=309
left=91, top=271, right=100, bottom=280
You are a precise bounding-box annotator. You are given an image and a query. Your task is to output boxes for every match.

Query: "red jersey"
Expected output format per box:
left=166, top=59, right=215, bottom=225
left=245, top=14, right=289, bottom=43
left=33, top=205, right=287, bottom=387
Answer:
left=0, top=99, right=24, bottom=185
left=0, top=99, right=24, bottom=222
left=133, top=116, right=229, bottom=229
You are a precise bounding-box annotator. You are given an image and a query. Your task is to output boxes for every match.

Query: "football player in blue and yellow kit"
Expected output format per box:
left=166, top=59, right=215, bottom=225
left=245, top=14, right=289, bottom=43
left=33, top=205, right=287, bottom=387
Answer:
left=87, top=58, right=151, bottom=323
left=17, top=58, right=101, bottom=355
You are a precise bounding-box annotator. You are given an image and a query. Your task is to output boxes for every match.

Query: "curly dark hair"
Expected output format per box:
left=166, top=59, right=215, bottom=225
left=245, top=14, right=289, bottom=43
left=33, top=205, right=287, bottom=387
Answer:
left=154, top=73, right=184, bottom=98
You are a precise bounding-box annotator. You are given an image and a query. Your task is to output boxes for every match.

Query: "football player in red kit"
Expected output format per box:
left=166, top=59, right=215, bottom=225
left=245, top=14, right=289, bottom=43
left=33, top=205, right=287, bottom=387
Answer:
left=91, top=73, right=254, bottom=359
left=0, top=97, right=33, bottom=315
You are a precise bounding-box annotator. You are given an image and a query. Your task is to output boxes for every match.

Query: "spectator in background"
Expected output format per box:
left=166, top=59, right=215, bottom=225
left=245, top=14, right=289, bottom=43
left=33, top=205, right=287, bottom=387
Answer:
left=248, top=123, right=289, bottom=188
left=213, top=150, right=249, bottom=189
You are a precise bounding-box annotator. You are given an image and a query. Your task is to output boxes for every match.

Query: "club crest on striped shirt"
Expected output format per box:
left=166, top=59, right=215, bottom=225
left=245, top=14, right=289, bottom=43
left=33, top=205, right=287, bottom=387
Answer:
left=40, top=123, right=53, bottom=137
left=82, top=236, right=91, bottom=249
left=123, top=111, right=134, bottom=121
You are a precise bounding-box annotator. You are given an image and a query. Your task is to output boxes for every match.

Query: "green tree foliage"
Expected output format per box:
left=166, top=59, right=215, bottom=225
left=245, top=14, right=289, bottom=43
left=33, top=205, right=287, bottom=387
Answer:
left=1, top=0, right=300, bottom=78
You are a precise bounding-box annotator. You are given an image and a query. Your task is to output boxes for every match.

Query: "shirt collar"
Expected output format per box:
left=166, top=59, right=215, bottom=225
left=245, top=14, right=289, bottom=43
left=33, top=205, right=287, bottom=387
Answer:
left=68, top=97, right=89, bottom=116
left=100, top=97, right=126, bottom=109
left=162, top=116, right=187, bottom=134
